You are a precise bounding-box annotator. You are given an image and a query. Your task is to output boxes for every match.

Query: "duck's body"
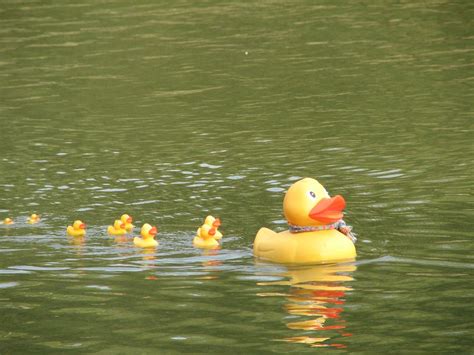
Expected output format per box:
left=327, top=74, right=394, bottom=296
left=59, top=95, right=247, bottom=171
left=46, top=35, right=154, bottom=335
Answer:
left=67, top=220, right=86, bottom=237
left=2, top=217, right=14, bottom=225
left=120, top=214, right=134, bottom=232
left=203, top=215, right=223, bottom=240
left=133, top=223, right=158, bottom=248
left=193, top=224, right=219, bottom=249
left=254, top=228, right=355, bottom=264
left=108, top=220, right=127, bottom=236
left=28, top=214, right=40, bottom=224
left=253, top=178, right=356, bottom=264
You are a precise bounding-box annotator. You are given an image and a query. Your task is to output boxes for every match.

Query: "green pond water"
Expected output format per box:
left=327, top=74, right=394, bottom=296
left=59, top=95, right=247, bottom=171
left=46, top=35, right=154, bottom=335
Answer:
left=1, top=0, right=473, bottom=353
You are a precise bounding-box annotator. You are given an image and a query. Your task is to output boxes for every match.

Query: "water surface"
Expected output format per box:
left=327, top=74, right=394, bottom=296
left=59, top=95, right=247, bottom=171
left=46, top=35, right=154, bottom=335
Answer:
left=1, top=0, right=473, bottom=353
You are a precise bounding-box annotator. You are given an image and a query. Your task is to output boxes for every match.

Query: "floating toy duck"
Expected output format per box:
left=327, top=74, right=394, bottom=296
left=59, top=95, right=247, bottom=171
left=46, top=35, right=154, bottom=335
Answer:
left=28, top=214, right=40, bottom=224
left=120, top=214, right=134, bottom=232
left=253, top=178, right=356, bottom=264
left=107, top=219, right=127, bottom=236
left=133, top=223, right=158, bottom=248
left=194, top=224, right=220, bottom=249
left=67, top=220, right=86, bottom=237
left=201, top=215, right=223, bottom=240
left=2, top=217, right=14, bottom=225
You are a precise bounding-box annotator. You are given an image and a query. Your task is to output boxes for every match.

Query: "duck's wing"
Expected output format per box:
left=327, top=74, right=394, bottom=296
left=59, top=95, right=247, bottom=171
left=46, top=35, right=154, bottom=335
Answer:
left=255, top=227, right=278, bottom=240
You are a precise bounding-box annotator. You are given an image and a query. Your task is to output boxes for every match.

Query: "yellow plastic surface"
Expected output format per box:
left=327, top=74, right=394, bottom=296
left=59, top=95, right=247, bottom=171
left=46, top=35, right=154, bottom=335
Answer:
left=253, top=178, right=357, bottom=264
left=28, top=214, right=40, bottom=224
left=67, top=220, right=86, bottom=237
left=193, top=224, right=219, bottom=249
left=134, top=223, right=158, bottom=248
left=254, top=228, right=356, bottom=264
left=108, top=219, right=127, bottom=236
left=203, top=215, right=223, bottom=240
left=120, top=214, right=134, bottom=232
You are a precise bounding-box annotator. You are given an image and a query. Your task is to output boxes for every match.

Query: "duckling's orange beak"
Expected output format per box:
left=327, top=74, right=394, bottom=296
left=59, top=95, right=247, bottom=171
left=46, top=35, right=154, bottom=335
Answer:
left=127, top=217, right=132, bottom=223
left=80, top=223, right=86, bottom=229
left=149, top=227, right=157, bottom=236
left=120, top=223, right=126, bottom=229
left=208, top=227, right=216, bottom=236
left=309, top=195, right=346, bottom=224
left=213, top=218, right=221, bottom=228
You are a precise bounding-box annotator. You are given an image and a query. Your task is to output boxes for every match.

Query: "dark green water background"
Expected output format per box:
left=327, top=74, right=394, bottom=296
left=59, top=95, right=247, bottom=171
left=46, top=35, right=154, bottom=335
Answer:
left=1, top=0, right=473, bottom=353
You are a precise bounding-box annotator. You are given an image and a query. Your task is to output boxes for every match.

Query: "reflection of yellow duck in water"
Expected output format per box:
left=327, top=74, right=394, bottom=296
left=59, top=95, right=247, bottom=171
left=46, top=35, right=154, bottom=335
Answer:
left=2, top=217, right=14, bottom=225
left=193, top=224, right=219, bottom=249
left=257, top=262, right=356, bottom=349
left=203, top=215, right=223, bottom=240
left=28, top=214, right=40, bottom=224
left=67, top=220, right=86, bottom=237
left=107, top=220, right=127, bottom=236
left=120, top=214, right=134, bottom=232
left=133, top=223, right=158, bottom=248
left=254, top=178, right=356, bottom=264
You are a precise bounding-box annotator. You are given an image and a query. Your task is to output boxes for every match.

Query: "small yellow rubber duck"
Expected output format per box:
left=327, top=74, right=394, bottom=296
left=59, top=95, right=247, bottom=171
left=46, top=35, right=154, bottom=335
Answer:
left=120, top=214, right=134, bottom=232
left=193, top=224, right=219, bottom=249
left=2, top=217, right=14, bottom=225
left=67, top=220, right=86, bottom=237
left=28, top=214, right=40, bottom=224
left=108, top=219, right=127, bottom=236
left=203, top=215, right=223, bottom=240
left=133, top=223, right=158, bottom=248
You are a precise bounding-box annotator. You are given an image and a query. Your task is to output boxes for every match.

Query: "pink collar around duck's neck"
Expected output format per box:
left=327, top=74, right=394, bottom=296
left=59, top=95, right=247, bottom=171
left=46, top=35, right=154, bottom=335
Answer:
left=288, top=220, right=342, bottom=233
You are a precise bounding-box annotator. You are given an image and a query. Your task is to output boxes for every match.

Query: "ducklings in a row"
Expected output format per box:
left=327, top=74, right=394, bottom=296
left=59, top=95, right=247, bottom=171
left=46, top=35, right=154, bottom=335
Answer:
left=1, top=214, right=41, bottom=225
left=66, top=217, right=159, bottom=249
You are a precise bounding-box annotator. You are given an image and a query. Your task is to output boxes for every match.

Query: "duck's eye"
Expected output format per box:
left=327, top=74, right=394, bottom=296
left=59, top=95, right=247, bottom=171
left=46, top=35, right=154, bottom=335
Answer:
left=309, top=191, right=317, bottom=199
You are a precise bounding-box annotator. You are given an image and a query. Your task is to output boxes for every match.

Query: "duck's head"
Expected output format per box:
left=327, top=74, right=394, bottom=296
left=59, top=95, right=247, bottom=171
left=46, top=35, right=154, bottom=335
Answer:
left=113, top=219, right=126, bottom=230
left=204, top=215, right=221, bottom=228
left=141, top=223, right=158, bottom=239
left=200, top=224, right=217, bottom=240
left=73, top=220, right=86, bottom=230
left=3, top=217, right=13, bottom=225
left=30, top=214, right=40, bottom=221
left=283, top=178, right=346, bottom=226
left=121, top=214, right=133, bottom=224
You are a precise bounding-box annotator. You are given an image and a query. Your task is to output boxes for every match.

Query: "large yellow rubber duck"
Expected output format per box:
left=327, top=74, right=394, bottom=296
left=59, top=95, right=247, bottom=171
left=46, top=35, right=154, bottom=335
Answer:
left=253, top=178, right=356, bottom=264
left=2, top=217, right=14, bottom=225
left=193, top=224, right=220, bottom=249
left=28, top=214, right=40, bottom=224
left=203, top=215, right=223, bottom=240
left=67, top=220, right=86, bottom=237
left=120, top=214, right=134, bottom=232
left=107, top=219, right=127, bottom=236
left=134, top=223, right=158, bottom=248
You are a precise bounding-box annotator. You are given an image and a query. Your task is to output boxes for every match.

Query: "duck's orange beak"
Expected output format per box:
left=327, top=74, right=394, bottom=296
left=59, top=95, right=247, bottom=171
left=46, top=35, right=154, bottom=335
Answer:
left=208, top=227, right=216, bottom=236
left=213, top=218, right=221, bottom=227
left=149, top=227, right=157, bottom=236
left=120, top=223, right=126, bottom=229
left=80, top=223, right=86, bottom=229
left=309, top=195, right=346, bottom=223
left=127, top=217, right=133, bottom=223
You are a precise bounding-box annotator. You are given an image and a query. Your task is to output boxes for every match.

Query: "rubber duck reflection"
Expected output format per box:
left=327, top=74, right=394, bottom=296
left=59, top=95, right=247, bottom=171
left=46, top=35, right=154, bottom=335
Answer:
left=198, top=248, right=223, bottom=280
left=257, top=262, right=356, bottom=349
left=139, top=247, right=157, bottom=266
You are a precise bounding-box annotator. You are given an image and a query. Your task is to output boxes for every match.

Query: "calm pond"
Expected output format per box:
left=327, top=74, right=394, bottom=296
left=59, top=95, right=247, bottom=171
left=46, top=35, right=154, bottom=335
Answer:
left=0, top=0, right=473, bottom=353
